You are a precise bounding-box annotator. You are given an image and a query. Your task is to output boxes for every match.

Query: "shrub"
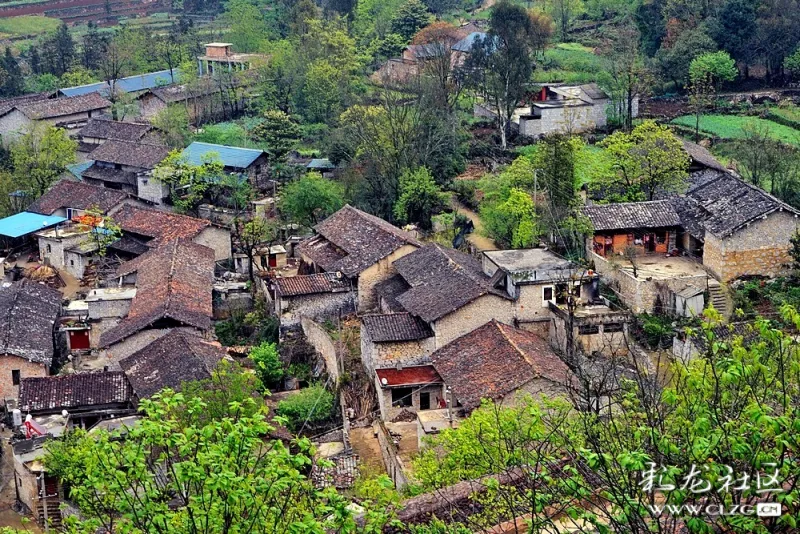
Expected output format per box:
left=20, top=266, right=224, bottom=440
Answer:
left=249, top=342, right=284, bottom=390
left=451, top=180, right=478, bottom=210
left=276, top=384, right=335, bottom=431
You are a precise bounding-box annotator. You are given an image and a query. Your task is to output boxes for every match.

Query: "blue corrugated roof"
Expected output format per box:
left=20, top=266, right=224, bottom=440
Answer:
left=60, top=69, right=179, bottom=97
left=0, top=212, right=67, bottom=238
left=66, top=160, right=94, bottom=180
left=180, top=142, right=264, bottom=169
left=307, top=158, right=335, bottom=169
left=452, top=32, right=487, bottom=52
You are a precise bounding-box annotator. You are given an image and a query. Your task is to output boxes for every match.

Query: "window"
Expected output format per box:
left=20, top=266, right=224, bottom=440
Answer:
left=11, top=370, right=20, bottom=385
left=391, top=387, right=413, bottom=408
left=542, top=286, right=554, bottom=305
left=70, top=260, right=75, bottom=267
left=45, top=244, right=51, bottom=253
left=578, top=324, right=600, bottom=335
left=604, top=323, right=624, bottom=333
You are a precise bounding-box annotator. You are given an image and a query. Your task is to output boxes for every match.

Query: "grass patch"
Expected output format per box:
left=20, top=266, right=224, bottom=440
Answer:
left=769, top=104, right=800, bottom=124
left=671, top=115, right=800, bottom=145
left=536, top=42, right=604, bottom=84
left=0, top=16, right=60, bottom=38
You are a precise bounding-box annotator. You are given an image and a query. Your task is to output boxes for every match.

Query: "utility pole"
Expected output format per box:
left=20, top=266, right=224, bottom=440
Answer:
left=39, top=473, right=49, bottom=534
left=446, top=386, right=453, bottom=426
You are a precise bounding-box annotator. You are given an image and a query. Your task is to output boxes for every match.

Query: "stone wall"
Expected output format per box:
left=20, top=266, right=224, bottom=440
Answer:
left=136, top=175, right=169, bottom=205
left=0, top=110, right=32, bottom=146
left=0, top=355, right=47, bottom=400
left=520, top=105, right=595, bottom=138
left=193, top=226, right=232, bottom=262
left=375, top=372, right=446, bottom=421
left=64, top=249, right=88, bottom=280
left=376, top=420, right=412, bottom=489
left=39, top=233, right=85, bottom=271
left=433, top=293, right=515, bottom=348
left=88, top=299, right=132, bottom=321
left=300, top=317, right=340, bottom=383
left=703, top=211, right=800, bottom=282
left=360, top=330, right=436, bottom=378
left=278, top=290, right=356, bottom=329
left=357, top=244, right=419, bottom=311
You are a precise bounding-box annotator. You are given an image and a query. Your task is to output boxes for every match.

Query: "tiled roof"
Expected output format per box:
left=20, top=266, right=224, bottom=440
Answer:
left=362, top=312, right=433, bottom=342
left=82, top=164, right=137, bottom=186
left=181, top=142, right=264, bottom=169
left=583, top=200, right=682, bottom=232
left=684, top=322, right=759, bottom=353
left=673, top=170, right=800, bottom=239
left=275, top=272, right=351, bottom=297
left=99, top=240, right=215, bottom=347
left=14, top=93, right=110, bottom=120
left=681, top=139, right=728, bottom=172
left=431, top=320, right=571, bottom=411
left=60, top=69, right=179, bottom=97
left=88, top=140, right=170, bottom=169
left=376, top=365, right=441, bottom=387
left=393, top=244, right=509, bottom=323
left=452, top=31, right=486, bottom=52
left=19, top=372, right=132, bottom=413
left=119, top=330, right=226, bottom=399
left=113, top=204, right=210, bottom=245
left=0, top=92, right=52, bottom=115
left=374, top=274, right=409, bottom=312
left=27, top=180, right=131, bottom=215
left=298, top=205, right=421, bottom=277
left=109, top=235, right=151, bottom=256
left=0, top=280, right=61, bottom=365
left=80, top=118, right=152, bottom=142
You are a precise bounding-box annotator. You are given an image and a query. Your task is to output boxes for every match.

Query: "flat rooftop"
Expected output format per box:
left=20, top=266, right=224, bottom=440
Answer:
left=85, top=287, right=137, bottom=301
left=36, top=225, right=91, bottom=239
left=601, top=253, right=710, bottom=280
left=485, top=248, right=571, bottom=272
left=418, top=408, right=461, bottom=436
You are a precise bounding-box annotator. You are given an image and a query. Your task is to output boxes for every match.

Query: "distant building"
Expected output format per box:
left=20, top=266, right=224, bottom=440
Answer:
left=80, top=140, right=171, bottom=204
left=0, top=93, right=111, bottom=145
left=77, top=117, right=153, bottom=158
left=198, top=43, right=265, bottom=75
left=180, top=142, right=269, bottom=188
left=58, top=69, right=179, bottom=98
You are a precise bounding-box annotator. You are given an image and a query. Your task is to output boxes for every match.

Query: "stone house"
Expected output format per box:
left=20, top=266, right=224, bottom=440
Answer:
left=430, top=320, right=574, bottom=414
left=0, top=281, right=62, bottom=401
left=180, top=142, right=269, bottom=190
left=77, top=117, right=153, bottom=159
left=36, top=224, right=98, bottom=280
left=273, top=272, right=355, bottom=328
left=26, top=179, right=151, bottom=221
left=112, top=204, right=232, bottom=261
left=96, top=240, right=215, bottom=367
left=120, top=330, right=227, bottom=401
left=0, top=93, right=111, bottom=146
left=297, top=205, right=421, bottom=311
left=361, top=312, right=435, bottom=378
left=672, top=321, right=757, bottom=362
left=80, top=140, right=171, bottom=204
left=374, top=364, right=445, bottom=421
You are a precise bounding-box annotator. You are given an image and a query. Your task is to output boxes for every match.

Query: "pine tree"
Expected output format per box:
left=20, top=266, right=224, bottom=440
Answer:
left=1, top=47, right=23, bottom=97
left=29, top=46, right=41, bottom=75
left=41, top=23, right=75, bottom=76
left=82, top=22, right=108, bottom=70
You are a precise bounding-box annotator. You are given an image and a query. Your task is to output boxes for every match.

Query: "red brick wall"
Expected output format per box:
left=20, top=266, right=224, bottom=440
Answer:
left=0, top=355, right=47, bottom=401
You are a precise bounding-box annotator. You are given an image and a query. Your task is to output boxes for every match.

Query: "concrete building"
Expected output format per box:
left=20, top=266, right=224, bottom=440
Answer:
left=197, top=43, right=265, bottom=75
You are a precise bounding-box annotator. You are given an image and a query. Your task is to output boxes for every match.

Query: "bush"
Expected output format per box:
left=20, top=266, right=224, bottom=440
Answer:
left=276, top=384, right=335, bottom=431
left=451, top=180, right=478, bottom=210
left=215, top=309, right=279, bottom=346
left=249, top=342, right=284, bottom=390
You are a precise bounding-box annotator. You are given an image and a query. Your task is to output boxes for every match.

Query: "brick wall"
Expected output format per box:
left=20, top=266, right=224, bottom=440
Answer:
left=0, top=355, right=47, bottom=400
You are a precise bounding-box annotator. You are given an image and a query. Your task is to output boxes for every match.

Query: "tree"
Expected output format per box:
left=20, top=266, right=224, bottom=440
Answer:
left=11, top=124, right=77, bottom=198
left=276, top=383, right=335, bottom=430
left=44, top=390, right=364, bottom=533
left=279, top=172, right=345, bottom=227
left=77, top=207, right=122, bottom=259
left=223, top=0, right=272, bottom=52
left=785, top=47, right=800, bottom=81
left=40, top=23, right=75, bottom=76
left=150, top=104, right=191, bottom=148
left=0, top=47, right=22, bottom=97
left=391, top=0, right=432, bottom=41
left=155, top=34, right=183, bottom=82
left=238, top=217, right=278, bottom=282
left=598, top=120, right=689, bottom=201
left=706, top=0, right=756, bottom=70
left=464, top=2, right=546, bottom=149
left=151, top=151, right=223, bottom=214
left=393, top=167, right=448, bottom=230
left=99, top=40, right=134, bottom=117
left=249, top=341, right=284, bottom=390
left=654, top=27, right=716, bottom=88
left=81, top=22, right=108, bottom=71
left=599, top=23, right=651, bottom=131
left=421, top=0, right=460, bottom=15
left=60, top=68, right=96, bottom=88
left=688, top=51, right=737, bottom=92
left=547, top=0, right=584, bottom=41
left=480, top=188, right=539, bottom=248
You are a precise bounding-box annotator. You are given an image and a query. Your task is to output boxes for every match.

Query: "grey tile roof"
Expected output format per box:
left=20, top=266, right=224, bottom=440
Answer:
left=82, top=164, right=137, bottom=186
left=19, top=371, right=132, bottom=413
left=275, top=272, right=351, bottom=297
left=583, top=200, right=682, bottom=232
left=80, top=118, right=152, bottom=142
left=393, top=244, right=510, bottom=322
left=374, top=274, right=409, bottom=312
left=297, top=205, right=421, bottom=277
left=0, top=280, right=61, bottom=365
left=120, top=330, right=226, bottom=399
left=88, top=140, right=170, bottom=169
left=27, top=180, right=130, bottom=215
left=431, top=320, right=571, bottom=411
left=15, top=93, right=110, bottom=120
left=681, top=140, right=728, bottom=172
left=361, top=312, right=433, bottom=342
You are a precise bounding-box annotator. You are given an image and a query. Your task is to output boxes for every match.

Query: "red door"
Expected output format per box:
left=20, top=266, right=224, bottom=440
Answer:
left=268, top=254, right=277, bottom=268
left=68, top=329, right=90, bottom=350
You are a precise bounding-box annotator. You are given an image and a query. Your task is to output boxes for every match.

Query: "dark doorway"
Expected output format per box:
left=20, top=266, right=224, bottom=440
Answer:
left=419, top=392, right=430, bottom=411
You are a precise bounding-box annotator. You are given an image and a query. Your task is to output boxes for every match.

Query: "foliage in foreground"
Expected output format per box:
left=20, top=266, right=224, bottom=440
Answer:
left=277, top=383, right=336, bottom=431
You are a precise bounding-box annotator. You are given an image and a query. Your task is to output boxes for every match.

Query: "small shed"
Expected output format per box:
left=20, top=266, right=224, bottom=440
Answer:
left=0, top=212, right=67, bottom=244
left=675, top=285, right=704, bottom=318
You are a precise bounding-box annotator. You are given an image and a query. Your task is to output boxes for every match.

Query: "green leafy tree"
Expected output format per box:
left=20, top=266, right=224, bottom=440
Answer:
left=223, top=0, right=272, bottom=52
left=598, top=120, right=689, bottom=201
left=81, top=21, right=108, bottom=71
left=0, top=47, right=22, bottom=97
left=249, top=341, right=284, bottom=390
left=390, top=0, right=432, bottom=41
left=150, top=104, right=191, bottom=148
left=238, top=216, right=278, bottom=282
left=251, top=110, right=301, bottom=162
left=546, top=0, right=584, bottom=41
left=44, top=390, right=361, bottom=533
left=785, top=47, right=800, bottom=81
left=276, top=383, right=335, bottom=430
left=689, top=50, right=737, bottom=91
left=11, top=124, right=77, bottom=198
left=654, top=27, right=716, bottom=88
left=279, top=172, right=345, bottom=227
left=393, top=167, right=448, bottom=230
left=40, top=23, right=75, bottom=76
left=480, top=188, right=539, bottom=248
left=60, top=67, right=96, bottom=88
left=152, top=151, right=223, bottom=214
left=77, top=207, right=122, bottom=271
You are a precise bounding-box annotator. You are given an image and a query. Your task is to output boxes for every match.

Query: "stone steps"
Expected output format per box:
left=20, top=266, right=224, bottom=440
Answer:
left=708, top=283, right=728, bottom=318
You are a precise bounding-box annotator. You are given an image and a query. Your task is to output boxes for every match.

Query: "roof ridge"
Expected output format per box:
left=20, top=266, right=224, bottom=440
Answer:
left=162, top=240, right=180, bottom=319
left=495, top=321, right=542, bottom=377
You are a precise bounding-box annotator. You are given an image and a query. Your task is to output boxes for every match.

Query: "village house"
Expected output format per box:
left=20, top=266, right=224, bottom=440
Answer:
left=119, top=330, right=227, bottom=401
left=36, top=224, right=99, bottom=280
left=180, top=141, right=269, bottom=189
left=672, top=321, right=757, bottom=362
left=26, top=179, right=150, bottom=221
left=0, top=93, right=111, bottom=146
left=94, top=240, right=215, bottom=367
left=198, top=42, right=265, bottom=75
left=18, top=372, right=135, bottom=428
left=374, top=364, right=444, bottom=421
left=80, top=140, right=171, bottom=204
left=430, top=319, right=574, bottom=414
left=297, top=205, right=421, bottom=311
left=273, top=272, right=355, bottom=329
left=76, top=117, right=153, bottom=159
left=0, top=281, right=62, bottom=401
left=361, top=312, right=435, bottom=379
left=112, top=204, right=232, bottom=261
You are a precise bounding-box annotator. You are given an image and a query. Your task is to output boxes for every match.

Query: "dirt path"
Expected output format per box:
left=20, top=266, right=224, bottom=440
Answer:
left=349, top=427, right=386, bottom=477
left=451, top=199, right=497, bottom=252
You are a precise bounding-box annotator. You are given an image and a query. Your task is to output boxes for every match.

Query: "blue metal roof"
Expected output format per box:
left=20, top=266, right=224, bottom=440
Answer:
left=66, top=160, right=94, bottom=180
left=0, top=212, right=67, bottom=238
left=180, top=142, right=264, bottom=170
left=307, top=158, right=335, bottom=169
left=452, top=32, right=488, bottom=52
left=60, top=69, right=179, bottom=97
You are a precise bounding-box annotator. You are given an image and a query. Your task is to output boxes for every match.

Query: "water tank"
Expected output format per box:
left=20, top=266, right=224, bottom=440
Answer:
left=11, top=409, right=21, bottom=427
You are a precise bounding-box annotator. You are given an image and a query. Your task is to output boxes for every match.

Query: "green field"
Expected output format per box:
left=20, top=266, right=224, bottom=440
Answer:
left=537, top=42, right=604, bottom=84
left=767, top=103, right=800, bottom=124
left=0, top=15, right=59, bottom=39
left=672, top=114, right=800, bottom=145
